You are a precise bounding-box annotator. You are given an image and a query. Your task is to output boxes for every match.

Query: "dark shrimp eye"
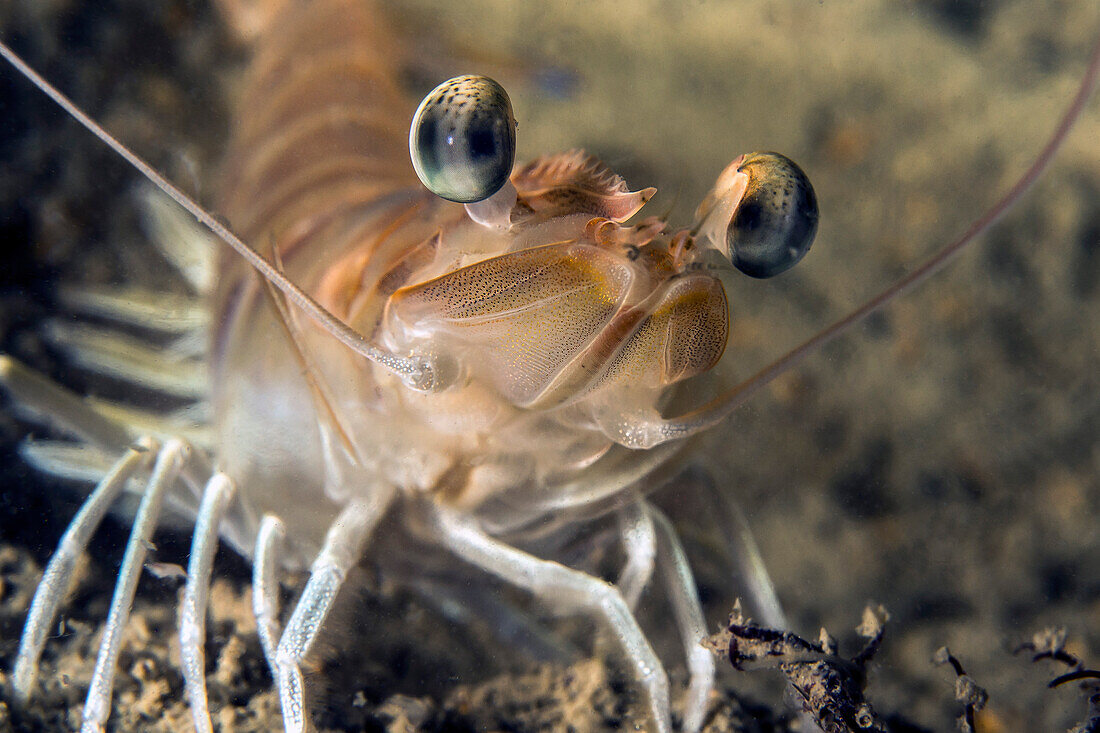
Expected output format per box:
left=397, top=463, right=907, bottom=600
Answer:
left=409, top=75, right=517, bottom=204
left=727, top=152, right=818, bottom=278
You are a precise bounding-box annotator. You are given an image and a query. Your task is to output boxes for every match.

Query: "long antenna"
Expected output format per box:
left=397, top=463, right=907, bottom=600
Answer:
left=0, top=41, right=436, bottom=392
left=4, top=28, right=1098, bottom=432
left=647, top=26, right=1100, bottom=445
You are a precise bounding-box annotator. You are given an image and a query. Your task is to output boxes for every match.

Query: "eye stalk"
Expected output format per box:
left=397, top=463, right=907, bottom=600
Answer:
left=409, top=75, right=518, bottom=204
left=695, top=152, right=818, bottom=278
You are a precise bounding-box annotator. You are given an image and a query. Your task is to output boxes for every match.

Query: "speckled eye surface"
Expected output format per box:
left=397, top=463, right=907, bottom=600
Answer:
left=409, top=75, right=517, bottom=204
left=727, top=152, right=818, bottom=278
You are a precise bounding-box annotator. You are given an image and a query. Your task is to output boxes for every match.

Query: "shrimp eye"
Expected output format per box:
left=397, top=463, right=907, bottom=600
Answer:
left=409, top=75, right=517, bottom=204
left=727, top=152, right=818, bottom=278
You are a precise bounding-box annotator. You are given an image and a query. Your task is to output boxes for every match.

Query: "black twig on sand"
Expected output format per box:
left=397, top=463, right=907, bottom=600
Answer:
left=1016, top=626, right=1081, bottom=669
left=704, top=601, right=889, bottom=733
left=932, top=647, right=987, bottom=733
left=1015, top=627, right=1100, bottom=733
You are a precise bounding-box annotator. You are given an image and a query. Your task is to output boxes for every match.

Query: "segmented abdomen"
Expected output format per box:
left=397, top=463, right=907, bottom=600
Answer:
left=214, top=0, right=423, bottom=341
left=221, top=0, right=414, bottom=236
left=206, top=0, right=433, bottom=546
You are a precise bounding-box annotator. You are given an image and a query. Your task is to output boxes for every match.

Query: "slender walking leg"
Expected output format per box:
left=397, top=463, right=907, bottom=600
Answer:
left=12, top=438, right=158, bottom=700
left=274, top=489, right=394, bottom=733
left=428, top=503, right=671, bottom=733
left=81, top=438, right=190, bottom=733
left=699, top=477, right=823, bottom=731
left=253, top=514, right=288, bottom=676
left=179, top=473, right=237, bottom=733
left=616, top=501, right=657, bottom=610
left=647, top=504, right=714, bottom=733
left=700, top=479, right=788, bottom=629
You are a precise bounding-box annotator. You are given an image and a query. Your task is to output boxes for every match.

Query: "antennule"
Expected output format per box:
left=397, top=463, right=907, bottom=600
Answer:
left=0, top=41, right=438, bottom=391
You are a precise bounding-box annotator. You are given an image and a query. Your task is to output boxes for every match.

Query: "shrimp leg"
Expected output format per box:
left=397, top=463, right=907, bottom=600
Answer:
left=616, top=500, right=657, bottom=610
left=178, top=472, right=238, bottom=733
left=253, top=514, right=288, bottom=675
left=274, top=489, right=395, bottom=733
left=427, top=502, right=672, bottom=733
left=11, top=438, right=158, bottom=700
left=81, top=438, right=191, bottom=733
left=647, top=504, right=714, bottom=733
left=697, top=475, right=789, bottom=629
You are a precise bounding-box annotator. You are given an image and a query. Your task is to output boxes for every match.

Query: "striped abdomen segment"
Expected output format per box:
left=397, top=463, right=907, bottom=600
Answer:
left=213, top=0, right=428, bottom=368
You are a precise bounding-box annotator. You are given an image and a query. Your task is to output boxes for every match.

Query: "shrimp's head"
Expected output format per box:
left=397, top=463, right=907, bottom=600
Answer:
left=383, top=78, right=819, bottom=456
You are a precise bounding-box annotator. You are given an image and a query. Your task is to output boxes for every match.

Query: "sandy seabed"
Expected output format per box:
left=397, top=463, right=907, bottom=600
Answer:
left=1, top=0, right=1099, bottom=730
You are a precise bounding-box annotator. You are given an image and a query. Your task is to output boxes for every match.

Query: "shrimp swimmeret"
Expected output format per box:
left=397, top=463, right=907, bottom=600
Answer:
left=1, top=1, right=1099, bottom=731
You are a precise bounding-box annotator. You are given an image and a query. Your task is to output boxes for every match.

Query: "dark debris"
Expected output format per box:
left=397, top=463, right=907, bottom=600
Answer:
left=704, top=601, right=890, bottom=733
left=932, top=647, right=987, bottom=733
left=1015, top=627, right=1100, bottom=733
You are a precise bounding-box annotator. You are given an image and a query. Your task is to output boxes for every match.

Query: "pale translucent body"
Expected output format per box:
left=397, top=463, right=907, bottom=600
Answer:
left=0, top=2, right=761, bottom=731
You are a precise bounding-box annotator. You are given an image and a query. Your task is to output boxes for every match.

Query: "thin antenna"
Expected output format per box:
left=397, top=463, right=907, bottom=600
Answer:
left=0, top=41, right=436, bottom=391
left=647, top=26, right=1100, bottom=445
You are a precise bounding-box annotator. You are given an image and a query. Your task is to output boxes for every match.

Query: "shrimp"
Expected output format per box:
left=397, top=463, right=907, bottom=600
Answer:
left=1, top=1, right=1099, bottom=731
